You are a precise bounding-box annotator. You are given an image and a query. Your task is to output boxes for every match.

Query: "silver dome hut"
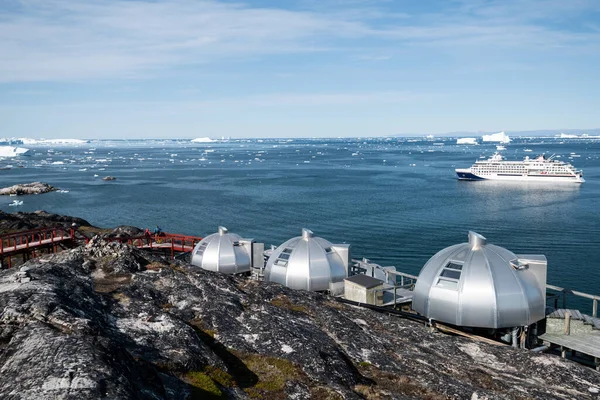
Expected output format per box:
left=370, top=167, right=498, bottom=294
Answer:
left=190, top=226, right=253, bottom=274
left=412, top=231, right=547, bottom=331
left=264, top=229, right=350, bottom=294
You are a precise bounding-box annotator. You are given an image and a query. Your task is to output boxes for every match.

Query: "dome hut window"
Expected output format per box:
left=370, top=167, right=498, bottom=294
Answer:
left=510, top=259, right=528, bottom=270
left=440, top=268, right=461, bottom=280
left=445, top=261, right=463, bottom=271
left=195, top=242, right=209, bottom=257
left=436, top=278, right=458, bottom=290
left=274, top=248, right=293, bottom=267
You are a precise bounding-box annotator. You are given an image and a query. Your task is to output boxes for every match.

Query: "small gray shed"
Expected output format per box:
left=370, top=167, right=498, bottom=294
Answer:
left=344, top=274, right=384, bottom=305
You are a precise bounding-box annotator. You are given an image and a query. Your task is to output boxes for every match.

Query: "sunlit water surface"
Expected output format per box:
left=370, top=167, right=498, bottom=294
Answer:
left=1, top=137, right=599, bottom=312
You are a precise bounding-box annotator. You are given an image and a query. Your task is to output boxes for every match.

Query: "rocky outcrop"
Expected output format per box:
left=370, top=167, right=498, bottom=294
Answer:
left=103, top=226, right=144, bottom=239
left=0, top=182, right=57, bottom=196
left=0, top=210, right=91, bottom=234
left=0, top=239, right=598, bottom=399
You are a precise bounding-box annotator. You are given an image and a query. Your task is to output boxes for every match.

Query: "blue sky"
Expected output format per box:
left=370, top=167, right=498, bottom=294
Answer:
left=1, top=0, right=599, bottom=139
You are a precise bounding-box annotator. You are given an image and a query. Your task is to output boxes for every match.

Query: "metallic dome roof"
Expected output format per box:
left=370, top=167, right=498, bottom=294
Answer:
left=264, top=229, right=347, bottom=291
left=190, top=226, right=251, bottom=274
left=412, top=231, right=546, bottom=329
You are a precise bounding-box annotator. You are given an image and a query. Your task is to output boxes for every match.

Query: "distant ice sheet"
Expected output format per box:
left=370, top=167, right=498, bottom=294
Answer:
left=20, top=138, right=89, bottom=145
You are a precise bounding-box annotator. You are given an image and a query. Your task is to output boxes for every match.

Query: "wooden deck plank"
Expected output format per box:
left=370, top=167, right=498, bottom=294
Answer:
left=539, top=332, right=600, bottom=358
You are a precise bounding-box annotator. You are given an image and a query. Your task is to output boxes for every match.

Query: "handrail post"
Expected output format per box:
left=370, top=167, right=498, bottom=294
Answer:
left=594, top=299, right=598, bottom=318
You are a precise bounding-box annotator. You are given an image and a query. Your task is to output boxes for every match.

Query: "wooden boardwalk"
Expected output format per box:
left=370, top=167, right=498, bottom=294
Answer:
left=107, top=232, right=202, bottom=258
left=540, top=308, right=600, bottom=369
left=1, top=227, right=203, bottom=268
left=1, top=236, right=73, bottom=254
left=539, top=332, right=600, bottom=359
left=1, top=227, right=75, bottom=268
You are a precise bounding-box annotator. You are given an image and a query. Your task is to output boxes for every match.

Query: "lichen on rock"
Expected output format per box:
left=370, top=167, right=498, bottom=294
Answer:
left=0, top=234, right=598, bottom=399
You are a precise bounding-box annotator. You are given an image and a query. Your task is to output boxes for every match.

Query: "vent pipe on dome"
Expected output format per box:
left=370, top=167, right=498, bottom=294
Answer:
left=302, top=228, right=314, bottom=240
left=468, top=231, right=487, bottom=248
left=218, top=226, right=228, bottom=235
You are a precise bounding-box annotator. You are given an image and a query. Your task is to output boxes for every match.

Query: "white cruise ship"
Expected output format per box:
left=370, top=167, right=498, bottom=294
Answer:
left=456, top=153, right=584, bottom=183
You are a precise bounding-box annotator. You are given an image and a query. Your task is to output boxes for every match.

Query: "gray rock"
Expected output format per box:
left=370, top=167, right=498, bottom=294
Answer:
left=103, top=226, right=144, bottom=239
left=0, top=182, right=57, bottom=196
left=0, top=210, right=91, bottom=234
left=0, top=242, right=598, bottom=399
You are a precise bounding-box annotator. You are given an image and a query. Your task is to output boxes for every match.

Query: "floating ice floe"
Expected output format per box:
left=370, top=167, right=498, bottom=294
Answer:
left=457, top=138, right=478, bottom=145
left=9, top=200, right=23, bottom=206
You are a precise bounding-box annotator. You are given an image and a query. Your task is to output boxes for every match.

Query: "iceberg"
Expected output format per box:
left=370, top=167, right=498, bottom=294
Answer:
left=0, top=146, right=30, bottom=157
left=191, top=137, right=214, bottom=143
left=481, top=131, right=510, bottom=143
left=457, top=138, right=478, bottom=145
left=558, top=133, right=578, bottom=139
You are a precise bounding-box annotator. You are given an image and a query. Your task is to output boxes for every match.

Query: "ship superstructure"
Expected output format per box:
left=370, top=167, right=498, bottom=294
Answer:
left=456, top=153, right=584, bottom=183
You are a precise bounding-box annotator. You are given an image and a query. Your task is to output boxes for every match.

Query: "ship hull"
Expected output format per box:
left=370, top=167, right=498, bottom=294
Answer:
left=456, top=169, right=584, bottom=183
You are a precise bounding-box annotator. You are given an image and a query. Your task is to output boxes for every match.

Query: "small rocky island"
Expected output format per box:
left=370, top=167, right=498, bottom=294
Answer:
left=0, top=212, right=598, bottom=399
left=0, top=182, right=57, bottom=196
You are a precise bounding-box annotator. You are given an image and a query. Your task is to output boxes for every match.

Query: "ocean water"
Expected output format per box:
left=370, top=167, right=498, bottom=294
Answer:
left=1, top=137, right=599, bottom=312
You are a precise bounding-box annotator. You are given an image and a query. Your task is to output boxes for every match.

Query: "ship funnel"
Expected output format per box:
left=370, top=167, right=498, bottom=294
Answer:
left=302, top=228, right=314, bottom=240
left=468, top=231, right=486, bottom=248
left=218, top=226, right=228, bottom=235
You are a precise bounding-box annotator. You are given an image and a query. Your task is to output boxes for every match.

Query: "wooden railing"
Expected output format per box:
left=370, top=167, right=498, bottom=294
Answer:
left=547, top=284, right=599, bottom=317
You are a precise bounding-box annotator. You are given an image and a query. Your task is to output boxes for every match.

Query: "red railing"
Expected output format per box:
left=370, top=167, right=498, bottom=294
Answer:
left=103, top=232, right=203, bottom=258
left=0, top=227, right=74, bottom=255
left=0, top=227, right=201, bottom=268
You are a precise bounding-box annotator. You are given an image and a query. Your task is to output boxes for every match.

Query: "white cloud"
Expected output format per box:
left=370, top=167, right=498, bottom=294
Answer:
left=0, top=0, right=370, bottom=82
left=0, top=0, right=598, bottom=82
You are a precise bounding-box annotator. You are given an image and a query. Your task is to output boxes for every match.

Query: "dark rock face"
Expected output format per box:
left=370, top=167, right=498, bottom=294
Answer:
left=0, top=182, right=57, bottom=196
left=0, top=210, right=91, bottom=234
left=0, top=240, right=598, bottom=399
left=103, top=225, right=144, bottom=239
